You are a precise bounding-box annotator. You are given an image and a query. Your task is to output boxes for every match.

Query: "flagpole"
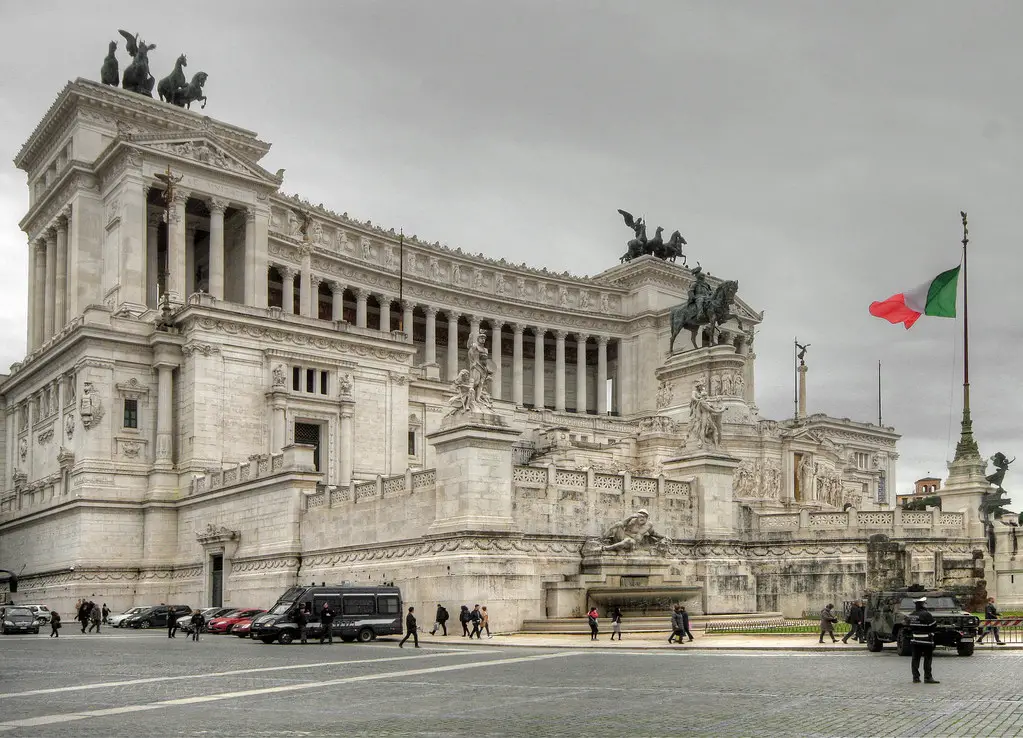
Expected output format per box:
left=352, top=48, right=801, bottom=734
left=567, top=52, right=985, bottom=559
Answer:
left=953, top=210, right=980, bottom=462
left=877, top=360, right=882, bottom=427
left=793, top=337, right=798, bottom=421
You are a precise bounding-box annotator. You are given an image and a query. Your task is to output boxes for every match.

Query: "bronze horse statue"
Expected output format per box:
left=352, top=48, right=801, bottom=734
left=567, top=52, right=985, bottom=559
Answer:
left=669, top=280, right=742, bottom=352
left=656, top=230, right=687, bottom=264
left=158, top=54, right=187, bottom=104
left=119, top=30, right=156, bottom=96
left=174, top=72, right=208, bottom=109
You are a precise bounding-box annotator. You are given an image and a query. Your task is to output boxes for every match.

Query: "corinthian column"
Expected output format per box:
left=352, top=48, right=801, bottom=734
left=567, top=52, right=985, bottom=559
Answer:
left=330, top=281, right=345, bottom=321
left=447, top=311, right=460, bottom=380
left=597, top=336, right=609, bottom=415
left=43, top=229, right=56, bottom=340
left=280, top=266, right=296, bottom=314
left=155, top=364, right=175, bottom=467
left=576, top=334, right=589, bottom=414
left=512, top=324, right=524, bottom=405
left=55, top=216, right=68, bottom=330
left=355, top=288, right=368, bottom=327
left=424, top=306, right=438, bottom=365
left=166, top=190, right=189, bottom=303
left=533, top=327, right=546, bottom=409
left=207, top=198, right=227, bottom=299
left=402, top=301, right=414, bottom=340
left=491, top=321, right=504, bottom=400
left=554, top=330, right=567, bottom=412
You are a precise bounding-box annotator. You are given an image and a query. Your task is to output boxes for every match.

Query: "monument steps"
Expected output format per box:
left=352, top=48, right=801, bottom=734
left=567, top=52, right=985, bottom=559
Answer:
left=519, top=611, right=785, bottom=634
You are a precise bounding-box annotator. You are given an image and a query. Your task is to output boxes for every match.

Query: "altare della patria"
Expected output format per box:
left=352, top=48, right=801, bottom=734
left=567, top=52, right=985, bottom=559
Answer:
left=1, top=33, right=1018, bottom=631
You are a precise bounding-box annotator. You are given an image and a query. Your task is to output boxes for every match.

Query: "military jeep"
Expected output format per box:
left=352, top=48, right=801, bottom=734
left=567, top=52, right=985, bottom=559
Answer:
left=863, top=588, right=980, bottom=657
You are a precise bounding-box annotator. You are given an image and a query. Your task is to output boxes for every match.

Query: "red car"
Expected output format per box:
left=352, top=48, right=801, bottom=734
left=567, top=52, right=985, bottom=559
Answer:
left=207, top=609, right=265, bottom=634
left=232, top=619, right=256, bottom=638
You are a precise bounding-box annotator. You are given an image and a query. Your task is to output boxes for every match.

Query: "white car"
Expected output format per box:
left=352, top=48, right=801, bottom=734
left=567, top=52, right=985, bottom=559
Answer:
left=109, top=607, right=149, bottom=628
left=17, top=604, right=51, bottom=624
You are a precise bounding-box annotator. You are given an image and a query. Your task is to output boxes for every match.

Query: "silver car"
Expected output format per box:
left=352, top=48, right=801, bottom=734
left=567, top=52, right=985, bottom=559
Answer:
left=17, top=604, right=51, bottom=625
left=109, top=607, right=149, bottom=628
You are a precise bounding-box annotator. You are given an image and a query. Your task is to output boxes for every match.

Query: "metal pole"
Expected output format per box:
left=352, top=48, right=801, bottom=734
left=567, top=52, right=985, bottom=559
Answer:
left=878, top=360, right=882, bottom=427
left=794, top=338, right=798, bottom=421
left=952, top=211, right=979, bottom=462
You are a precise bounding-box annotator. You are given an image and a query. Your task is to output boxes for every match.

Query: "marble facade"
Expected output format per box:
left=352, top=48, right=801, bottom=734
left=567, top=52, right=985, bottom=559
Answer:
left=0, top=80, right=1004, bottom=628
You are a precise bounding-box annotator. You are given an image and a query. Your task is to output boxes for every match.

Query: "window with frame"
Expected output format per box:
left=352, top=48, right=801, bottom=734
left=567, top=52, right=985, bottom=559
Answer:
left=377, top=596, right=400, bottom=615
left=123, top=398, right=138, bottom=429
left=408, top=430, right=417, bottom=457
left=342, top=595, right=375, bottom=616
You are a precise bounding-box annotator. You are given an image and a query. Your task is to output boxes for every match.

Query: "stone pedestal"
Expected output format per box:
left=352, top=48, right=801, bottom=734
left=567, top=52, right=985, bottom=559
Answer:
left=655, top=345, right=752, bottom=426
left=941, top=455, right=989, bottom=539
left=426, top=412, right=522, bottom=535
left=663, top=450, right=740, bottom=539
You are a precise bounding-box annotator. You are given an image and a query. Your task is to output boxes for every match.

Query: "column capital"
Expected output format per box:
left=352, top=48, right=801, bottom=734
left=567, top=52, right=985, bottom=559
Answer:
left=244, top=207, right=257, bottom=224
left=171, top=189, right=191, bottom=206
left=148, top=209, right=164, bottom=228
left=401, top=299, right=415, bottom=311
left=512, top=323, right=525, bottom=335
left=576, top=333, right=590, bottom=344
left=597, top=335, right=610, bottom=347
left=354, top=287, right=369, bottom=300
left=310, top=274, right=323, bottom=288
left=425, top=305, right=439, bottom=317
left=298, top=242, right=314, bottom=258
left=491, top=319, right=505, bottom=330
left=533, top=326, right=546, bottom=337
left=60, top=205, right=72, bottom=222
left=44, top=227, right=57, bottom=244
left=208, top=197, right=228, bottom=214
left=328, top=280, right=345, bottom=294
left=278, top=265, right=297, bottom=279
left=554, top=329, right=567, bottom=341
left=54, top=217, right=68, bottom=235
left=446, top=310, right=461, bottom=322
left=376, top=293, right=392, bottom=306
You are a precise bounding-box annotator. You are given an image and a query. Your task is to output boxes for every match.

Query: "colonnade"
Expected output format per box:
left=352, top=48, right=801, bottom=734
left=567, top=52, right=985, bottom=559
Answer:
left=26, top=211, right=70, bottom=352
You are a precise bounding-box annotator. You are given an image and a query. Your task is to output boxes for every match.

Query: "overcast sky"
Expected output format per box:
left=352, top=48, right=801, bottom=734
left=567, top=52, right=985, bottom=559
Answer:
left=1, top=1, right=1020, bottom=498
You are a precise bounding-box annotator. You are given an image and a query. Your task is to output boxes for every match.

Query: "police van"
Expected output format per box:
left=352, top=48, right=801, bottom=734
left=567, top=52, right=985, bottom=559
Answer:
left=250, top=584, right=402, bottom=644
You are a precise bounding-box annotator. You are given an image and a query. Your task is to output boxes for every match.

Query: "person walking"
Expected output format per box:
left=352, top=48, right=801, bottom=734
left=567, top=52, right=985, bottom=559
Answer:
left=102, top=603, right=110, bottom=624
left=430, top=604, right=449, bottom=636
left=319, top=602, right=335, bottom=644
left=679, top=606, right=695, bottom=642
left=399, top=606, right=420, bottom=648
left=977, top=597, right=1005, bottom=645
left=189, top=609, right=204, bottom=642
left=610, top=607, right=623, bottom=641
left=459, top=605, right=471, bottom=637
left=668, top=605, right=684, bottom=644
left=49, top=610, right=61, bottom=638
left=481, top=606, right=492, bottom=638
left=469, top=604, right=483, bottom=639
left=88, top=603, right=102, bottom=633
left=842, top=601, right=865, bottom=644
left=818, top=603, right=838, bottom=644
left=909, top=597, right=939, bottom=683
left=167, top=608, right=178, bottom=638
left=77, top=601, right=91, bottom=634
left=587, top=607, right=600, bottom=641
left=295, top=604, right=308, bottom=644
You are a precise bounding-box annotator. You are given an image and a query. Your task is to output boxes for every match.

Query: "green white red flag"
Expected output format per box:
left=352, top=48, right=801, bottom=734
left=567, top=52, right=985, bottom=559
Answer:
left=868, top=266, right=960, bottom=329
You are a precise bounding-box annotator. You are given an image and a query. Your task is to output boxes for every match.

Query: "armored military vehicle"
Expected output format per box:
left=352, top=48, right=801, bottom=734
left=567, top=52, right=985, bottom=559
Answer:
left=863, top=586, right=980, bottom=657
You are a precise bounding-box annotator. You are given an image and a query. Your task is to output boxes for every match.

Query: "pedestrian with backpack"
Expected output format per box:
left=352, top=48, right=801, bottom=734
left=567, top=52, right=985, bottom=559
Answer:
left=587, top=607, right=600, bottom=640
left=49, top=611, right=61, bottom=638
left=459, top=605, right=471, bottom=637
left=430, top=604, right=449, bottom=636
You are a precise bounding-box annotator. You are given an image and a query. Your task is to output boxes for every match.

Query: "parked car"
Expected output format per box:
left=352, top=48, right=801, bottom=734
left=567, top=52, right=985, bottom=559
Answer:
left=18, top=604, right=52, bottom=625
left=178, top=607, right=235, bottom=634
left=109, top=607, right=151, bottom=628
left=250, top=585, right=402, bottom=645
left=232, top=619, right=255, bottom=638
left=2, top=607, right=40, bottom=635
left=207, top=609, right=265, bottom=634
left=124, top=605, right=193, bottom=629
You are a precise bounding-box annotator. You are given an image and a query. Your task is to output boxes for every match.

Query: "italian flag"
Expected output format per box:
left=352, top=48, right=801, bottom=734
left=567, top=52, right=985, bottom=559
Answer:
left=868, top=266, right=960, bottom=329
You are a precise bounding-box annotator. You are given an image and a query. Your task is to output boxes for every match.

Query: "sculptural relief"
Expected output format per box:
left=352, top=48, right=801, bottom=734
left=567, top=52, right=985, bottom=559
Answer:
left=18, top=438, right=27, bottom=463
left=558, top=285, right=569, bottom=307
left=79, top=382, right=104, bottom=429
left=64, top=413, right=75, bottom=440
left=516, top=277, right=526, bottom=297
left=583, top=509, right=671, bottom=555
left=655, top=380, right=674, bottom=409
left=338, top=373, right=354, bottom=399
left=495, top=273, right=508, bottom=295
left=683, top=380, right=724, bottom=451
left=272, top=364, right=287, bottom=388
left=452, top=264, right=462, bottom=284
left=429, top=258, right=441, bottom=281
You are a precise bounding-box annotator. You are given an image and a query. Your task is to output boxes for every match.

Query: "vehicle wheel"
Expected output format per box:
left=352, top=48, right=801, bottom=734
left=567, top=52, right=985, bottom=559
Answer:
left=357, top=628, right=374, bottom=643
left=341, top=635, right=356, bottom=643
left=866, top=629, right=883, bottom=652
left=1, top=627, right=6, bottom=635
left=278, top=631, right=294, bottom=645
left=896, top=629, right=912, bottom=657
left=957, top=642, right=975, bottom=657
left=139, top=621, right=151, bottom=630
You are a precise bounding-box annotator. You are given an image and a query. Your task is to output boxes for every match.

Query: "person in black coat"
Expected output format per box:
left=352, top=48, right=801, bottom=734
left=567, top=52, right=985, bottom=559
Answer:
left=189, top=610, right=204, bottom=642
left=977, top=597, right=1004, bottom=644
left=430, top=604, right=449, bottom=636
left=399, top=606, right=419, bottom=648
left=679, top=606, right=694, bottom=642
left=909, top=597, right=939, bottom=683
left=459, top=605, right=471, bottom=637
left=319, top=603, right=335, bottom=644
left=295, top=604, right=308, bottom=644
left=842, top=601, right=865, bottom=644
left=49, top=611, right=62, bottom=638
left=469, top=604, right=483, bottom=639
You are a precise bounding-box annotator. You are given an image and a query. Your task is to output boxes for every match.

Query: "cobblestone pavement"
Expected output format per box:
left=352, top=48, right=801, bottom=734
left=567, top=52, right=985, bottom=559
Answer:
left=1, top=630, right=1022, bottom=737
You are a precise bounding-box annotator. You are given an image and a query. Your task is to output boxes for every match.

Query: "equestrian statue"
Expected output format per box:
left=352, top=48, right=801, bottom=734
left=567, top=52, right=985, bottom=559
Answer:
left=668, top=266, right=743, bottom=352
left=100, top=34, right=210, bottom=108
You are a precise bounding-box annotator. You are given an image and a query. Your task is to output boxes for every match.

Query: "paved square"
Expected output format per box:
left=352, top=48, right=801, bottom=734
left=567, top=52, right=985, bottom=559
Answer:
left=1, top=632, right=1022, bottom=737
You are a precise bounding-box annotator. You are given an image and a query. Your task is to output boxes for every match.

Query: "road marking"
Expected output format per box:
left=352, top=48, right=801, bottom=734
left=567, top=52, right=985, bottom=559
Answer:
left=0, top=652, right=575, bottom=731
left=0, top=648, right=481, bottom=699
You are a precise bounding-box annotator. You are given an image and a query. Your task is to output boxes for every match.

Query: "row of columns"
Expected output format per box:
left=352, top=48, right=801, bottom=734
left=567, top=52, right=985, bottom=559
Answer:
left=27, top=210, right=70, bottom=352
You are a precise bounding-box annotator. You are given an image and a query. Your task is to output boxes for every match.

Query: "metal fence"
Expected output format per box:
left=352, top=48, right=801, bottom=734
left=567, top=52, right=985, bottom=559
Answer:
left=976, top=620, right=1023, bottom=645
left=704, top=619, right=853, bottom=635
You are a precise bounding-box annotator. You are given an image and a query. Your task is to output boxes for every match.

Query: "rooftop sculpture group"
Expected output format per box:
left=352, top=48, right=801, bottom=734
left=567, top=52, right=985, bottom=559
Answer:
left=617, top=209, right=687, bottom=264
left=101, top=31, right=209, bottom=109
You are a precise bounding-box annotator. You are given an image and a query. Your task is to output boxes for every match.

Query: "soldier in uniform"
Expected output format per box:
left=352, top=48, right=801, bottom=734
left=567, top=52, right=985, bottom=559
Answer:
left=908, top=597, right=940, bottom=684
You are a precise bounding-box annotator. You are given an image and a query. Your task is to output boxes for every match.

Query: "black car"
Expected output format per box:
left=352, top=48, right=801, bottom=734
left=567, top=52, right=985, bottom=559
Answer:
left=2, top=607, right=41, bottom=635
left=124, top=605, right=192, bottom=629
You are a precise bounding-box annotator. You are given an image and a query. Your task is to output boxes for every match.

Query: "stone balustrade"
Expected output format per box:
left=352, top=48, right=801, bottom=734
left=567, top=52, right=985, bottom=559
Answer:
left=187, top=444, right=317, bottom=497
left=750, top=506, right=965, bottom=537
left=302, top=469, right=437, bottom=511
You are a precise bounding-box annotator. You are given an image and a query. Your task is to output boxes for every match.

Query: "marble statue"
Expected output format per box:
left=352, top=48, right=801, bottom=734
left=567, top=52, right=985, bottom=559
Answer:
left=683, top=380, right=723, bottom=451
left=446, top=328, right=494, bottom=416
left=596, top=509, right=670, bottom=554
left=79, top=382, right=104, bottom=429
